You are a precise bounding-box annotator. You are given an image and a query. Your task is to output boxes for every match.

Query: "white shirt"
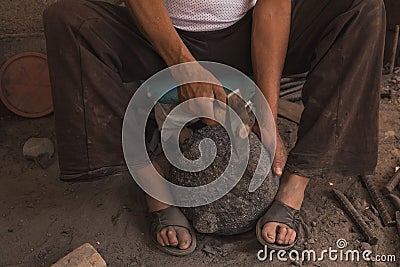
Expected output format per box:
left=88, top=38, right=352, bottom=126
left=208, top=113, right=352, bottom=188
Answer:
left=164, top=0, right=257, bottom=32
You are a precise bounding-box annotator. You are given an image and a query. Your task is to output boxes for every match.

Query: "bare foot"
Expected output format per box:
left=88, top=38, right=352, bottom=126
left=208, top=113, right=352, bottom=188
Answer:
left=262, top=172, right=309, bottom=245
left=146, top=196, right=192, bottom=250
left=144, top=162, right=192, bottom=250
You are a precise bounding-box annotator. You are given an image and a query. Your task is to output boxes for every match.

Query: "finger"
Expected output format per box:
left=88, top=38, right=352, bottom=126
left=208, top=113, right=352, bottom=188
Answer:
left=213, top=84, right=226, bottom=104
left=276, top=225, right=288, bottom=244
left=159, top=228, right=170, bottom=246
left=202, top=118, right=218, bottom=126
left=197, top=94, right=218, bottom=126
left=273, top=144, right=287, bottom=176
left=273, top=161, right=284, bottom=177
left=167, top=227, right=179, bottom=247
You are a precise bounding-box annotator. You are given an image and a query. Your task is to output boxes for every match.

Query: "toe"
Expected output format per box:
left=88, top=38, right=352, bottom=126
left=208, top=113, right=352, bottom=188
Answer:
left=159, top=228, right=170, bottom=246
left=157, top=232, right=165, bottom=247
left=167, top=227, right=179, bottom=247
left=276, top=225, right=288, bottom=244
left=176, top=227, right=192, bottom=250
left=262, top=222, right=278, bottom=243
left=283, top=228, right=294, bottom=245
left=289, top=229, right=297, bottom=244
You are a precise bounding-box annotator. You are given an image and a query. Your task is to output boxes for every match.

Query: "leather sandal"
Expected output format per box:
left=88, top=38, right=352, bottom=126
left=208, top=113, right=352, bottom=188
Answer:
left=256, top=200, right=301, bottom=250
left=148, top=206, right=197, bottom=256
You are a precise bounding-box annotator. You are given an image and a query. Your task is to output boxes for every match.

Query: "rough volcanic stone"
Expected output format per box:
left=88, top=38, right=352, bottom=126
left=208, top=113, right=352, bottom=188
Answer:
left=169, top=125, right=279, bottom=235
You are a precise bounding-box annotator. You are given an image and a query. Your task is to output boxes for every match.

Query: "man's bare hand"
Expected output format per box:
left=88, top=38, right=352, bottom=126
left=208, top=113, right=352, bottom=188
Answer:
left=175, top=63, right=226, bottom=126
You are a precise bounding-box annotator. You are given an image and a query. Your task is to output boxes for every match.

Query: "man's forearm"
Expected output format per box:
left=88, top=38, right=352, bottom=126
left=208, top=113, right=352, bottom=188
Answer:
left=252, top=0, right=291, bottom=124
left=125, top=0, right=194, bottom=66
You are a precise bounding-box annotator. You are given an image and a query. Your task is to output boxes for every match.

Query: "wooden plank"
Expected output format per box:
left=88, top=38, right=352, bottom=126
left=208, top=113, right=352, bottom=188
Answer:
left=278, top=99, right=304, bottom=124
left=51, top=243, right=106, bottom=267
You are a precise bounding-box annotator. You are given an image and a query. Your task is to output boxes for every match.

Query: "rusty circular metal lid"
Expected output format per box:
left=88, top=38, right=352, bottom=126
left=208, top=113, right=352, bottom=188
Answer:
left=0, top=52, right=53, bottom=118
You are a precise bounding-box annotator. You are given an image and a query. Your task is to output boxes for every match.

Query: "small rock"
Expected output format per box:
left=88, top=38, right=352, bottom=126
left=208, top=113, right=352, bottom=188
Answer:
left=23, top=138, right=54, bottom=158
left=23, top=138, right=54, bottom=169
left=51, top=243, right=106, bottom=267
left=311, top=221, right=317, bottom=227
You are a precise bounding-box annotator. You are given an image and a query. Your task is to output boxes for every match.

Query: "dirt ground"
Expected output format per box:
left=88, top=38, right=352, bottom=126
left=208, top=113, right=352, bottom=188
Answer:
left=1, top=66, right=400, bottom=266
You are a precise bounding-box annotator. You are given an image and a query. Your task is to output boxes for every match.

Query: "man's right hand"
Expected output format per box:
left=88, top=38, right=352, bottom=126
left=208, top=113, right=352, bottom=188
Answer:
left=175, top=63, right=227, bottom=126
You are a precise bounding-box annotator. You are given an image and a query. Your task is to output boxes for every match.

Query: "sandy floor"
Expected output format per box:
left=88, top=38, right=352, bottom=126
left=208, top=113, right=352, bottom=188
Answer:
left=0, top=77, right=399, bottom=266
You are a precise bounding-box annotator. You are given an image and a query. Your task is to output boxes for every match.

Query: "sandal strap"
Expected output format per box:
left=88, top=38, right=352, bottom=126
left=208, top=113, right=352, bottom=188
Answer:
left=260, top=200, right=301, bottom=231
left=148, top=206, right=192, bottom=237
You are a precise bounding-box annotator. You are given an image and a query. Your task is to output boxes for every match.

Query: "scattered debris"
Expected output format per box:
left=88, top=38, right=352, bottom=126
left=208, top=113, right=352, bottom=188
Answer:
left=22, top=137, right=54, bottom=169
left=359, top=175, right=395, bottom=227
left=201, top=244, right=228, bottom=257
left=332, top=189, right=378, bottom=245
left=382, top=168, right=400, bottom=195
left=51, top=243, right=106, bottom=267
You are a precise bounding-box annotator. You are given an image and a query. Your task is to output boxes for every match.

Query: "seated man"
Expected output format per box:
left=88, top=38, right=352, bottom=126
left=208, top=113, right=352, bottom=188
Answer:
left=43, top=0, right=385, bottom=256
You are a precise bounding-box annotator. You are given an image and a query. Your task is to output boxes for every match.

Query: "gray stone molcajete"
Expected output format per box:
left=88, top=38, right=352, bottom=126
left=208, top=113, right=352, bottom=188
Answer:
left=169, top=125, right=279, bottom=235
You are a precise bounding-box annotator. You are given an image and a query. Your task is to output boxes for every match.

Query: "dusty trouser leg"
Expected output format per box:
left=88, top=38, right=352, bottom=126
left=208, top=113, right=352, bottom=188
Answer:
left=283, top=0, right=386, bottom=177
left=43, top=0, right=166, bottom=178
left=259, top=0, right=386, bottom=247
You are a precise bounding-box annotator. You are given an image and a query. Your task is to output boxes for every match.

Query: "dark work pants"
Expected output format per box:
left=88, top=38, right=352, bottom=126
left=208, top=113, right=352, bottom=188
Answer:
left=43, top=0, right=386, bottom=179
